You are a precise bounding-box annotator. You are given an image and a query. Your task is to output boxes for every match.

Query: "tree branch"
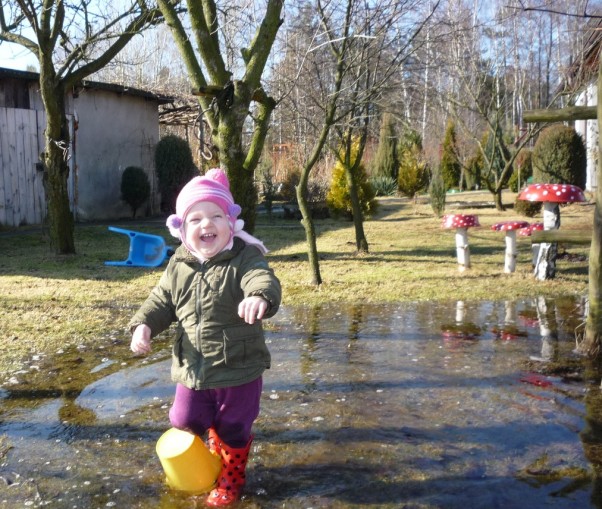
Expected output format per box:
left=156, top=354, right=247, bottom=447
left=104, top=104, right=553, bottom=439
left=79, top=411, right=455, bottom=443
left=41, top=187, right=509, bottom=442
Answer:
left=156, top=0, right=215, bottom=127
left=187, top=0, right=229, bottom=83
left=62, top=6, right=164, bottom=88
left=243, top=0, right=284, bottom=87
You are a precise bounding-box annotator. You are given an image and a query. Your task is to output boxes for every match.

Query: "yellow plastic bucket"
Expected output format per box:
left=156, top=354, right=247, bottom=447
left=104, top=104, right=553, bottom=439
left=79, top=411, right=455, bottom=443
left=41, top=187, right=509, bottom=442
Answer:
left=156, top=428, right=221, bottom=493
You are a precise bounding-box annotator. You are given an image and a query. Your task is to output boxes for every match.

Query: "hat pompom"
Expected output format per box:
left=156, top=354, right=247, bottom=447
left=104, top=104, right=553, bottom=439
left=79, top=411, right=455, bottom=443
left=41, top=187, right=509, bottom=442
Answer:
left=205, top=168, right=230, bottom=189
left=228, top=203, right=242, bottom=218
left=234, top=219, right=245, bottom=233
left=166, top=214, right=183, bottom=239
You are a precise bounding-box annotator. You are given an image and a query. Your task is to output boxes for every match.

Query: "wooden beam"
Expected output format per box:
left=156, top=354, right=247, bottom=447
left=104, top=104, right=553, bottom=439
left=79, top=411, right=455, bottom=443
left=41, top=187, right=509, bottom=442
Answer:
left=531, top=229, right=592, bottom=245
left=523, top=105, right=597, bottom=122
left=191, top=85, right=224, bottom=98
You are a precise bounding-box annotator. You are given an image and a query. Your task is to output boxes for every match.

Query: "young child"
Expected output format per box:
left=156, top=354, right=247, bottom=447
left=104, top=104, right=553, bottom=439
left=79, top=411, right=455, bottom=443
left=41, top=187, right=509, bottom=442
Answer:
left=129, top=168, right=281, bottom=507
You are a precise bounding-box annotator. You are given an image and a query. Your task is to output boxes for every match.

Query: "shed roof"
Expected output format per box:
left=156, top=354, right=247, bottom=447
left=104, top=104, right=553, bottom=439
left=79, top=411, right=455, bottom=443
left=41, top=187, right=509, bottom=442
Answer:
left=0, top=66, right=173, bottom=104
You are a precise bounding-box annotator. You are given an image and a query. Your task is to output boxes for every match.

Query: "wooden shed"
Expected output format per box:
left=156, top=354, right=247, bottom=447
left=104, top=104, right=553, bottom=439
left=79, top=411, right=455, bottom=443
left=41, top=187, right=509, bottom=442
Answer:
left=0, top=67, right=171, bottom=227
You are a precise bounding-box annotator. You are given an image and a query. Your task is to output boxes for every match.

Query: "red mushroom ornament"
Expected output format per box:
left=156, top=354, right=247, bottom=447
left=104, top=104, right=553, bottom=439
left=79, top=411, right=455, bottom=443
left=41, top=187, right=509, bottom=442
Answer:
left=517, top=184, right=586, bottom=280
left=491, top=221, right=530, bottom=273
left=442, top=214, right=480, bottom=271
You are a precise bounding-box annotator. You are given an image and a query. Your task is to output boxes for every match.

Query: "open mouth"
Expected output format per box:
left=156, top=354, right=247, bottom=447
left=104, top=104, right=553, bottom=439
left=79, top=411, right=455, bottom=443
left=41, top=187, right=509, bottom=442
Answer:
left=201, top=233, right=217, bottom=241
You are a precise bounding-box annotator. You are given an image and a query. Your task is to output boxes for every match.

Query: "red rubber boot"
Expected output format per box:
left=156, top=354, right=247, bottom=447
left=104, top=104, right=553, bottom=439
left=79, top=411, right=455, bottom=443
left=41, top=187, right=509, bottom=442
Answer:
left=207, top=428, right=221, bottom=456
left=205, top=435, right=253, bottom=507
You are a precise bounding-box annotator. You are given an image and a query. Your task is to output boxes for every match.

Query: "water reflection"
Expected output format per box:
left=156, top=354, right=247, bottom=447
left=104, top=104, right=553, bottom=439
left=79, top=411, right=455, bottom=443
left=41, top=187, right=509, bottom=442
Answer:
left=0, top=296, right=598, bottom=508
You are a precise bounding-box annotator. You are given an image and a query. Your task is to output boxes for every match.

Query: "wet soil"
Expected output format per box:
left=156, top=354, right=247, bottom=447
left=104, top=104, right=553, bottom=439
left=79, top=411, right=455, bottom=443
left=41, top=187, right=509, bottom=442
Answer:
left=1, top=296, right=601, bottom=508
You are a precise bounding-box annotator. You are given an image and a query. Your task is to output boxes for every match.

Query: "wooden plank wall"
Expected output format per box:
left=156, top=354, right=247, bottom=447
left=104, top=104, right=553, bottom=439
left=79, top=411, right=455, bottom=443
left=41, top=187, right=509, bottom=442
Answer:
left=0, top=107, right=46, bottom=227
left=0, top=107, right=75, bottom=228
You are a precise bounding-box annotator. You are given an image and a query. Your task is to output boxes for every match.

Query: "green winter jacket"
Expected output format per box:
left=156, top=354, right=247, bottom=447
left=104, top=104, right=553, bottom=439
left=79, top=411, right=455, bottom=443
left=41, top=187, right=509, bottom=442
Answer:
left=128, top=237, right=281, bottom=390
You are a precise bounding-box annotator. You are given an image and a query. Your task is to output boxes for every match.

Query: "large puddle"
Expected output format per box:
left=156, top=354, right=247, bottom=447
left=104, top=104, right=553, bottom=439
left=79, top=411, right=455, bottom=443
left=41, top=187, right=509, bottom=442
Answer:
left=2, top=296, right=601, bottom=508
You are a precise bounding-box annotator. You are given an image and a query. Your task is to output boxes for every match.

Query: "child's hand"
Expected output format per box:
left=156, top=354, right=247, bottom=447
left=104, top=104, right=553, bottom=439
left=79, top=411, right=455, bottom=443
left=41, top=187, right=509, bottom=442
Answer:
left=131, top=324, right=152, bottom=355
left=238, top=296, right=268, bottom=325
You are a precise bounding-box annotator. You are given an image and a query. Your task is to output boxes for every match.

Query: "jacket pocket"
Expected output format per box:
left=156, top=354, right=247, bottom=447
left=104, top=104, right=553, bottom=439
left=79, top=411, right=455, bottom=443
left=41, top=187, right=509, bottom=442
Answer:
left=223, top=323, right=270, bottom=368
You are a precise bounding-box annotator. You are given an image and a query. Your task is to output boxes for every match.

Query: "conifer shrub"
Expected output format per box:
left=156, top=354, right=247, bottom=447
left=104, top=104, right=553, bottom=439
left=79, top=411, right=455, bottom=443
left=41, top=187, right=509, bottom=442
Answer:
left=121, top=166, right=150, bottom=218
left=155, top=135, right=198, bottom=214
left=371, top=113, right=399, bottom=179
left=326, top=140, right=376, bottom=220
left=440, top=121, right=461, bottom=190
left=278, top=169, right=300, bottom=202
left=397, top=129, right=429, bottom=197
left=464, top=152, right=482, bottom=190
left=508, top=149, right=532, bottom=192
left=532, top=124, right=586, bottom=189
left=429, top=165, right=446, bottom=217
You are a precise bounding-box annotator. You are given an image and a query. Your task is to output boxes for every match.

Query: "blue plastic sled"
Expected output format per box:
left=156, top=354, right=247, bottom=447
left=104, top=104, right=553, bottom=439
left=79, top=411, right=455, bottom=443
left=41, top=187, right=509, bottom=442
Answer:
left=105, top=226, right=174, bottom=267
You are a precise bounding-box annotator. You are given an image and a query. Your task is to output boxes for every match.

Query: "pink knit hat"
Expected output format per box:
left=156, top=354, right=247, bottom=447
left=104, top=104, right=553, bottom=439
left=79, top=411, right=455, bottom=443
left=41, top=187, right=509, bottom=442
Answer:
left=166, top=168, right=267, bottom=255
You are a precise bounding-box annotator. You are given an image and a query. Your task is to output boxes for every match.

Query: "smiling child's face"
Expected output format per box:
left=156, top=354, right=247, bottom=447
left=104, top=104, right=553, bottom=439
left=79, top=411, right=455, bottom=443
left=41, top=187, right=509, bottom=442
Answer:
left=183, top=201, right=231, bottom=259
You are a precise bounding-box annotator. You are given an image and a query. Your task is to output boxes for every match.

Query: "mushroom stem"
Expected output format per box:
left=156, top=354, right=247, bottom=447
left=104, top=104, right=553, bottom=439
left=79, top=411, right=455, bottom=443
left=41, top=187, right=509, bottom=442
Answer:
left=535, top=202, right=560, bottom=280
left=542, top=202, right=560, bottom=229
left=455, top=228, right=470, bottom=271
left=532, top=295, right=558, bottom=362
left=455, top=300, right=465, bottom=323
left=531, top=243, right=541, bottom=269
left=504, top=230, right=518, bottom=273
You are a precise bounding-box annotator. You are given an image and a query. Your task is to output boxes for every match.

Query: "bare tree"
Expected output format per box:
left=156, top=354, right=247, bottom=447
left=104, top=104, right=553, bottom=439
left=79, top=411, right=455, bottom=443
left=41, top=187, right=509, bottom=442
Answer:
left=420, top=0, right=592, bottom=209
left=0, top=1, right=165, bottom=254
left=155, top=0, right=283, bottom=233
left=273, top=0, right=439, bottom=284
left=92, top=24, right=190, bottom=96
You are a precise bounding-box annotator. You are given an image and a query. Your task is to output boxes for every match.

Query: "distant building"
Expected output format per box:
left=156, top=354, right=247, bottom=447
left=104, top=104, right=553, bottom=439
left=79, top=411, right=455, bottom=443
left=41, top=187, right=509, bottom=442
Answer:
left=564, top=21, right=602, bottom=192
left=0, top=67, right=171, bottom=227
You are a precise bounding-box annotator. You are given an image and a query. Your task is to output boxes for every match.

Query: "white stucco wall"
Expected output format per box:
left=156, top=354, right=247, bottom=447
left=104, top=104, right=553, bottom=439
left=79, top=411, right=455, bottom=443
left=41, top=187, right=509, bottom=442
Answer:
left=575, top=83, right=598, bottom=192
left=69, top=89, right=160, bottom=221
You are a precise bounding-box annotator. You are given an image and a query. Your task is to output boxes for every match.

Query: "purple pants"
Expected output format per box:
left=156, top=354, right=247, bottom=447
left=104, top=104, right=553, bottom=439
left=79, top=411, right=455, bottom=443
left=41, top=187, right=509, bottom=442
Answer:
left=169, top=377, right=262, bottom=448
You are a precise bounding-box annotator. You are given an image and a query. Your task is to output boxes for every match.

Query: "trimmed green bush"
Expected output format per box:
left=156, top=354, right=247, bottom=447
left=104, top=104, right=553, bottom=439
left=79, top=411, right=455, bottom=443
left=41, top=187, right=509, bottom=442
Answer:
left=121, top=166, right=150, bottom=219
left=532, top=124, right=586, bottom=189
left=326, top=139, right=376, bottom=220
left=514, top=195, right=542, bottom=218
left=155, top=135, right=198, bottom=214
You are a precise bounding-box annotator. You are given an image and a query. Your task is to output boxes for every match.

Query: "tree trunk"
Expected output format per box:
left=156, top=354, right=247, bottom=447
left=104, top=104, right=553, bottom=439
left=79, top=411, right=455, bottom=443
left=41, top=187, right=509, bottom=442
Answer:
left=39, top=70, right=75, bottom=254
left=215, top=81, right=258, bottom=233
left=580, top=53, right=602, bottom=358
left=345, top=166, right=369, bottom=253
left=583, top=172, right=602, bottom=357
left=493, top=189, right=505, bottom=211
left=295, top=182, right=322, bottom=286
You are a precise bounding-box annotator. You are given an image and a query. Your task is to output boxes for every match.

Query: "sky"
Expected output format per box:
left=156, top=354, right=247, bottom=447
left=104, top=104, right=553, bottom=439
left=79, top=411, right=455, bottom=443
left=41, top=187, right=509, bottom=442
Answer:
left=0, top=42, right=38, bottom=71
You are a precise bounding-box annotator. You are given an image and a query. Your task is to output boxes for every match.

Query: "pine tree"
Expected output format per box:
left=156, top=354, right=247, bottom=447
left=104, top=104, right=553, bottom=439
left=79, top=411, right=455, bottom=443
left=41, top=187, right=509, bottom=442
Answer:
left=398, top=129, right=429, bottom=198
left=371, top=113, right=399, bottom=179
left=440, top=121, right=461, bottom=191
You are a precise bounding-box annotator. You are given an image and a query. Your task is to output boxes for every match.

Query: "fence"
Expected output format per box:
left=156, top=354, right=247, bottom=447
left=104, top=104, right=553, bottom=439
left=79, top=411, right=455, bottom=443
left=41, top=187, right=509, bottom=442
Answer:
left=0, top=107, right=74, bottom=227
